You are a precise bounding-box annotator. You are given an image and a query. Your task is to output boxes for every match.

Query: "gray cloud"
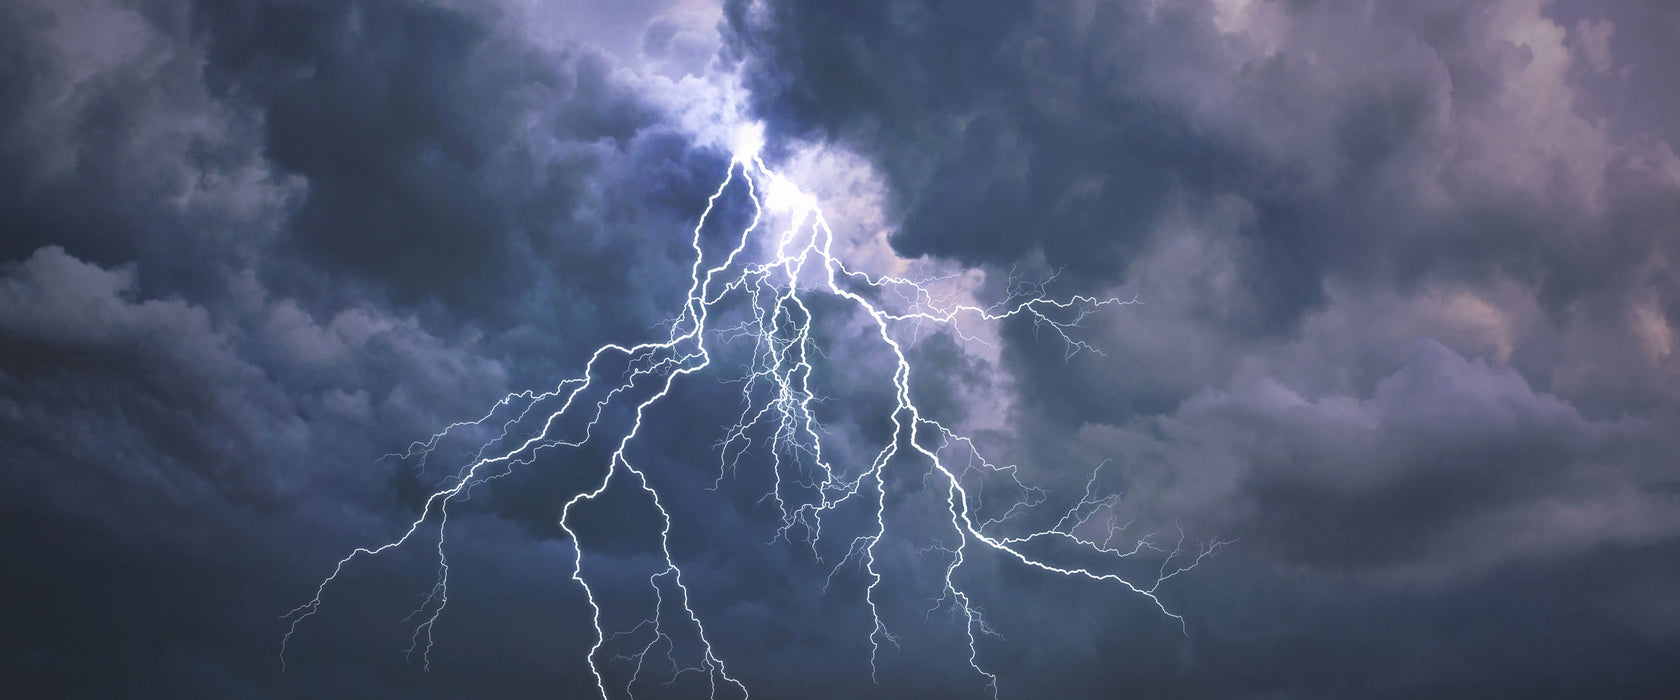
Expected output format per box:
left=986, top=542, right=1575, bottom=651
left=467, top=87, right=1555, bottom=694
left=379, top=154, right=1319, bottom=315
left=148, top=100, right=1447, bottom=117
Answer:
left=726, top=0, right=1680, bottom=694
left=0, top=0, right=747, bottom=695
left=3, top=0, right=1679, bottom=697
left=1085, top=339, right=1680, bottom=581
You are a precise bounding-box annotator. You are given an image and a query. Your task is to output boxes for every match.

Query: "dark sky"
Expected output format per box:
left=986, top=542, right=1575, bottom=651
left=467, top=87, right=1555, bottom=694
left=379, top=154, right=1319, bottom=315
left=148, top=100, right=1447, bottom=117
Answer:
left=4, top=0, right=1679, bottom=697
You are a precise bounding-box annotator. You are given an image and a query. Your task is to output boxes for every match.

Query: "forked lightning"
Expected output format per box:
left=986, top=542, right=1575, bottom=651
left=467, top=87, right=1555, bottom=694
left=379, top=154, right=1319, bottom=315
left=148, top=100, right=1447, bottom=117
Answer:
left=283, top=151, right=1224, bottom=698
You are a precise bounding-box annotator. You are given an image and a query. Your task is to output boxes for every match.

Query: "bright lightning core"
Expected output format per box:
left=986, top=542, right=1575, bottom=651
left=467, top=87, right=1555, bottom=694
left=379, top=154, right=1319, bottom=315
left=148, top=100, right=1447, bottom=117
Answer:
left=283, top=153, right=1225, bottom=698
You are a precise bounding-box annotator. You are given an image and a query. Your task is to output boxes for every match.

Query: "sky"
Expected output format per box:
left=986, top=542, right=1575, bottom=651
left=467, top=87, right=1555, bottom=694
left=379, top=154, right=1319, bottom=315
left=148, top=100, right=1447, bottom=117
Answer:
left=3, top=0, right=1679, bottom=697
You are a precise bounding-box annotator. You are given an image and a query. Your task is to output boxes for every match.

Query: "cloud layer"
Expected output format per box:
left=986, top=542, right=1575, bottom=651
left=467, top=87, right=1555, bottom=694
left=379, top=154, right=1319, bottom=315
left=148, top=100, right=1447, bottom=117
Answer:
left=2, top=0, right=1677, bottom=696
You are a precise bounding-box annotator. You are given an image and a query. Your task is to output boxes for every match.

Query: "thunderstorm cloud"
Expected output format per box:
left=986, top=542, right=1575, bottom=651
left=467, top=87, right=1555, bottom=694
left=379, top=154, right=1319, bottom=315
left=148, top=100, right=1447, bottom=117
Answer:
left=3, top=0, right=1678, bottom=696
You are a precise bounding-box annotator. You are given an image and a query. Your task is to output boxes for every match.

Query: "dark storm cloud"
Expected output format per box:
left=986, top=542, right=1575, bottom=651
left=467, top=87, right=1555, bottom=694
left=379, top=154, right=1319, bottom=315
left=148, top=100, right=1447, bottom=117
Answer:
left=726, top=0, right=1319, bottom=326
left=5, top=0, right=1680, bottom=697
left=726, top=0, right=1680, bottom=334
left=196, top=0, right=660, bottom=306
left=1083, top=339, right=1680, bottom=579
left=0, top=0, right=753, bottom=696
left=725, top=0, right=1680, bottom=695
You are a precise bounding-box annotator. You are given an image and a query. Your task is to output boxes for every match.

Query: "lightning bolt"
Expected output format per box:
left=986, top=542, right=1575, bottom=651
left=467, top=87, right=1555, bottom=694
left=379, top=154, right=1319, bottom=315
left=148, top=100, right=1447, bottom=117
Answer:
left=282, top=150, right=1226, bottom=697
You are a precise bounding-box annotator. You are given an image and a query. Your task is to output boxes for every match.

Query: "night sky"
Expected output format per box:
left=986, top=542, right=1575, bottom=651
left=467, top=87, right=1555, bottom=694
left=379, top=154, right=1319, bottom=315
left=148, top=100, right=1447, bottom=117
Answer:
left=4, top=0, right=1680, bottom=697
